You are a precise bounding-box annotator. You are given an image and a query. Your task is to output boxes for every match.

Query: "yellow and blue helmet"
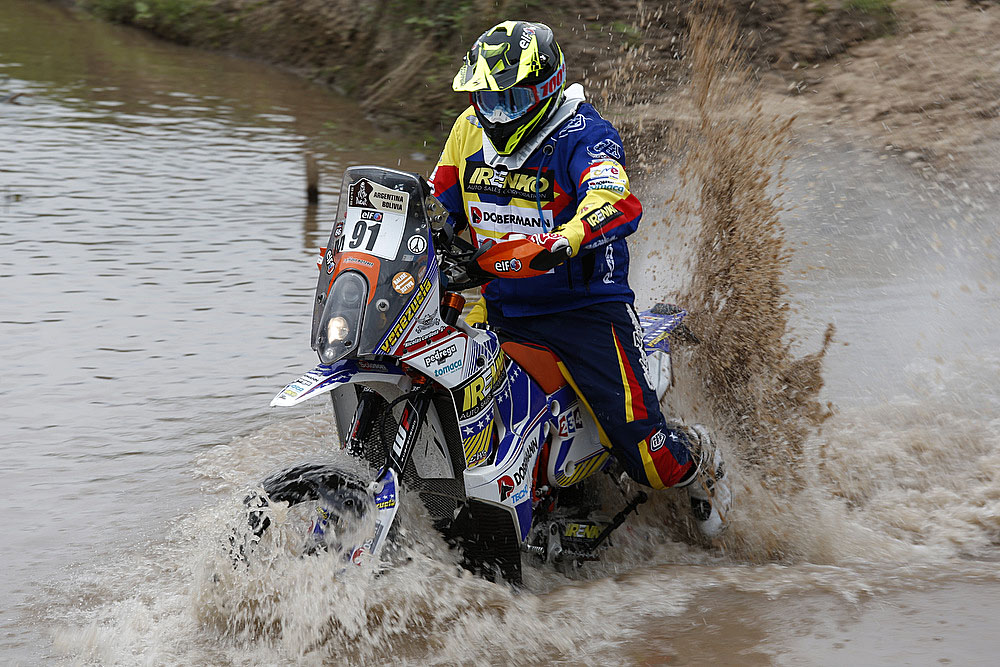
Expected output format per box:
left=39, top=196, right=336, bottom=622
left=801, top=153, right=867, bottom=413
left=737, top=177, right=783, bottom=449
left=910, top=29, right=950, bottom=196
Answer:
left=454, top=21, right=566, bottom=156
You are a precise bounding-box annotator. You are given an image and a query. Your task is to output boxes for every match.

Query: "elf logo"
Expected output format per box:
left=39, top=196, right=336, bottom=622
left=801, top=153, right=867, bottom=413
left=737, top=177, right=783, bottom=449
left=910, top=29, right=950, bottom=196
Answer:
left=493, top=258, right=521, bottom=273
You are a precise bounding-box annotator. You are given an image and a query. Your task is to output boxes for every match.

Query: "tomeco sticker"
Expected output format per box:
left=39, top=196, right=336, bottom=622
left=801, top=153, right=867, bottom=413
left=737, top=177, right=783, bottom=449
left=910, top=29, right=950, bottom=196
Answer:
left=392, top=272, right=415, bottom=294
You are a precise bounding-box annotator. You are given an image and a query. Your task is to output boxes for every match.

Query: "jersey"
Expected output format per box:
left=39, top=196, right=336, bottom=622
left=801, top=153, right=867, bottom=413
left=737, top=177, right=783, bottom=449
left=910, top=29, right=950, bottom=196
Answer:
left=429, top=102, right=643, bottom=317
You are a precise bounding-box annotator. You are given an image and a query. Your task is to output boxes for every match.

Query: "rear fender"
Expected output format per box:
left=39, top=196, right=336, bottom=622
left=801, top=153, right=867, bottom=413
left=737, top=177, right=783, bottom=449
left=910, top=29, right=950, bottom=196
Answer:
left=637, top=305, right=688, bottom=401
left=637, top=305, right=687, bottom=355
left=270, top=359, right=408, bottom=407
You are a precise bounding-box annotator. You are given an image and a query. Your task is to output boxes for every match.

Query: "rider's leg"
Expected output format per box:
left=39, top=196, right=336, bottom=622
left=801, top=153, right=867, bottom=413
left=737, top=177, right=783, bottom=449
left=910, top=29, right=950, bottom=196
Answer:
left=485, top=300, right=731, bottom=535
left=485, top=300, right=693, bottom=487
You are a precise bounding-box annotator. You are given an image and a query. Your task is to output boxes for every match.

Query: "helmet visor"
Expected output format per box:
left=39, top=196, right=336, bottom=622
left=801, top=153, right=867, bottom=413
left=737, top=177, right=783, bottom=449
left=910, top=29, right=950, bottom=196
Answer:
left=473, top=87, right=539, bottom=124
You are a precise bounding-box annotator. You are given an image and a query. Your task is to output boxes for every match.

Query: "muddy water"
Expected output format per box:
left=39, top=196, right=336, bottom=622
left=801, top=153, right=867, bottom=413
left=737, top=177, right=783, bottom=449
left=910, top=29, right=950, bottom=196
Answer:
left=0, top=1, right=425, bottom=660
left=2, top=1, right=999, bottom=665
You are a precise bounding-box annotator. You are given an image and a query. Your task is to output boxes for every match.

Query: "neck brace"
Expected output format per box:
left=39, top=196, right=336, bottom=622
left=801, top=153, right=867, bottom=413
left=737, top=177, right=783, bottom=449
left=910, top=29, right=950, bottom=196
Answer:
left=481, top=83, right=586, bottom=170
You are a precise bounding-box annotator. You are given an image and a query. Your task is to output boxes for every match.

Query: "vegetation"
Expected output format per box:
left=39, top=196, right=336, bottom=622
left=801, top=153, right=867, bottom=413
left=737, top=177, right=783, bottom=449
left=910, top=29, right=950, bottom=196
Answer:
left=75, top=0, right=901, bottom=135
left=843, top=0, right=895, bottom=17
left=84, top=0, right=233, bottom=44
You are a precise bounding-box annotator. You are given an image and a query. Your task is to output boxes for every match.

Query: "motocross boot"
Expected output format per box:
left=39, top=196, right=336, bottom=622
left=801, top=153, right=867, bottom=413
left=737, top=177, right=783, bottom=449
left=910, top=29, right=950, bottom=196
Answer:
left=676, top=424, right=732, bottom=538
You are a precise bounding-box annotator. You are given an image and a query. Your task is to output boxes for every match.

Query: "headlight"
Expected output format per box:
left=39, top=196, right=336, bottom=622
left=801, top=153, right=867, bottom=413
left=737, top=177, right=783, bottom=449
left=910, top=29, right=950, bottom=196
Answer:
left=327, top=316, right=349, bottom=342
left=316, top=272, right=367, bottom=365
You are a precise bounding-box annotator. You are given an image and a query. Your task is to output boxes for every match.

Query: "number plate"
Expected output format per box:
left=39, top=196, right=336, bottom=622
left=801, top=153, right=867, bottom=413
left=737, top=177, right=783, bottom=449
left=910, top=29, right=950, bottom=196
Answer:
left=340, top=178, right=409, bottom=260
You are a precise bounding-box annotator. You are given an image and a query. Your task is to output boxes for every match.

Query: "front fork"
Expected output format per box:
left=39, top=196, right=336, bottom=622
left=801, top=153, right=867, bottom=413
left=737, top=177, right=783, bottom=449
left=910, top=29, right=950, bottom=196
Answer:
left=377, top=384, right=432, bottom=483
left=342, top=383, right=431, bottom=483
left=343, top=386, right=385, bottom=459
left=338, top=382, right=433, bottom=563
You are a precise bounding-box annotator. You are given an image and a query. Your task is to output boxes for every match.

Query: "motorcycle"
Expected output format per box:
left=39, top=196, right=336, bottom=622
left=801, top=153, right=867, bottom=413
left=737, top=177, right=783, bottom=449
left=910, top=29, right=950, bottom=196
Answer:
left=249, top=165, right=694, bottom=584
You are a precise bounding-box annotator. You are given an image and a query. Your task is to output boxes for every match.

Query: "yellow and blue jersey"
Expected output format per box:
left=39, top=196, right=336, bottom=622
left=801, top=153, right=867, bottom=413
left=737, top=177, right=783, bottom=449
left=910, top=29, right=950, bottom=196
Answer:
left=430, top=103, right=643, bottom=317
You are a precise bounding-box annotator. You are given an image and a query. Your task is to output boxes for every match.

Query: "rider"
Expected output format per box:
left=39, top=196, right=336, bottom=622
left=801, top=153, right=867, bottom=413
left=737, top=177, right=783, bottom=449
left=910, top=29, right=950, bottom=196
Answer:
left=429, top=21, right=731, bottom=537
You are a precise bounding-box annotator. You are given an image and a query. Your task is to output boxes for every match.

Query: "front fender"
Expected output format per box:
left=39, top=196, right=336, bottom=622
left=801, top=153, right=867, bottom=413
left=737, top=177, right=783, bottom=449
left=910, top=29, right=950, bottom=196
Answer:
left=270, top=359, right=407, bottom=407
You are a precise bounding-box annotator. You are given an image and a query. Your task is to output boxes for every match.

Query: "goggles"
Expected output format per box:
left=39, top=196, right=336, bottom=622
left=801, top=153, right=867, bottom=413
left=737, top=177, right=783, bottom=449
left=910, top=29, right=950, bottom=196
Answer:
left=472, top=59, right=565, bottom=124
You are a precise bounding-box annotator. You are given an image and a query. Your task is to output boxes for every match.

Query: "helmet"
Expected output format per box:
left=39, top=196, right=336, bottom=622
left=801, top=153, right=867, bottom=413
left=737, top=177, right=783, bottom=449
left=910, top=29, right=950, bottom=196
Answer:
left=453, top=21, right=565, bottom=156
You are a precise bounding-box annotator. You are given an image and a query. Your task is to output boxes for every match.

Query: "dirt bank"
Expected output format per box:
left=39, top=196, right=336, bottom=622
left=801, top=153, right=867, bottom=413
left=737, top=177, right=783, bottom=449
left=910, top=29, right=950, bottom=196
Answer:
left=775, top=0, right=1000, bottom=176
left=75, top=0, right=998, bottom=175
left=73, top=1, right=889, bottom=128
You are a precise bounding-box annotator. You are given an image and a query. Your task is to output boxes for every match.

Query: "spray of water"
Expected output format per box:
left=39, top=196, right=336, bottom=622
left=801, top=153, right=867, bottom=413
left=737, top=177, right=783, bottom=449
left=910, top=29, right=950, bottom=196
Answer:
left=669, top=11, right=832, bottom=469
left=635, top=9, right=999, bottom=566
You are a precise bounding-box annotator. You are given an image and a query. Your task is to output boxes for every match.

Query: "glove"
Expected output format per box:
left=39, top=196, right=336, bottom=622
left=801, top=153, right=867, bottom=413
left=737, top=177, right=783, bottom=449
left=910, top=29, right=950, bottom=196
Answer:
left=528, top=232, right=573, bottom=258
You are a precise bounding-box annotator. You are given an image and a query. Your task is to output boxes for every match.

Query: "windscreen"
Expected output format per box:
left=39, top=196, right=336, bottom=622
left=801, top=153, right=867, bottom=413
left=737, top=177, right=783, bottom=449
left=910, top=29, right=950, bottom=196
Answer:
left=312, top=166, right=433, bottom=359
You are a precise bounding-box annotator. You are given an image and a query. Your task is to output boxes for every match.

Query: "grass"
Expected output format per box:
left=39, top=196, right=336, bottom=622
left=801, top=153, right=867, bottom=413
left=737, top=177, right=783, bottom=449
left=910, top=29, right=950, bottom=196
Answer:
left=843, top=0, right=894, bottom=15
left=84, top=0, right=232, bottom=44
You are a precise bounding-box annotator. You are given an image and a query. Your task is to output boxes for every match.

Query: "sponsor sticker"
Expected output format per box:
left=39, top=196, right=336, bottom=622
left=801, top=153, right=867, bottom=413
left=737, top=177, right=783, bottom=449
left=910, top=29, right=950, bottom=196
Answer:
left=564, top=522, right=603, bottom=539
left=498, top=437, right=539, bottom=503
left=498, top=475, right=515, bottom=502
left=424, top=343, right=457, bottom=366
left=409, top=312, right=444, bottom=343
left=587, top=179, right=626, bottom=194
left=457, top=374, right=488, bottom=421
left=392, top=272, right=415, bottom=294
left=351, top=546, right=366, bottom=565
left=344, top=256, right=375, bottom=268
left=342, top=178, right=409, bottom=260
left=407, top=234, right=427, bottom=254
left=464, top=163, right=554, bottom=200
left=433, top=360, right=463, bottom=377
left=584, top=159, right=625, bottom=182
left=581, top=202, right=623, bottom=232
left=557, top=113, right=587, bottom=137
left=379, top=278, right=433, bottom=352
left=356, top=360, right=388, bottom=372
left=348, top=178, right=409, bottom=214
left=649, top=431, right=667, bottom=452
left=519, top=24, right=535, bottom=49
left=586, top=138, right=624, bottom=160
left=493, top=258, right=521, bottom=273
left=469, top=201, right=552, bottom=235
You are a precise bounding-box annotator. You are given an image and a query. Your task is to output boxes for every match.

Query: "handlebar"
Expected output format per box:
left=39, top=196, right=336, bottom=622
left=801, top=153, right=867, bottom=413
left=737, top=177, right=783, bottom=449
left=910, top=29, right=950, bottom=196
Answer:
left=435, top=230, right=571, bottom=292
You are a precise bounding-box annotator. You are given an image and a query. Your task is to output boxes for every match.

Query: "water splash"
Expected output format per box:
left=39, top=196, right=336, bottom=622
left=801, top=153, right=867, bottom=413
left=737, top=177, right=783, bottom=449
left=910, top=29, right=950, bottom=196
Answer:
left=637, top=10, right=999, bottom=568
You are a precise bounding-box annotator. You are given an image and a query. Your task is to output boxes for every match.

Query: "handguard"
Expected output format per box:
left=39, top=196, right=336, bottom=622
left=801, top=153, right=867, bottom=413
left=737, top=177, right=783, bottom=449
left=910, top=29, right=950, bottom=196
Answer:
left=474, top=238, right=571, bottom=279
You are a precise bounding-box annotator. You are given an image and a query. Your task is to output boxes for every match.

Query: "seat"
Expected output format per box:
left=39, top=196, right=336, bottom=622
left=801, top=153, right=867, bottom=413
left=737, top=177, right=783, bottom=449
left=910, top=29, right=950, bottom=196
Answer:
left=500, top=341, right=568, bottom=394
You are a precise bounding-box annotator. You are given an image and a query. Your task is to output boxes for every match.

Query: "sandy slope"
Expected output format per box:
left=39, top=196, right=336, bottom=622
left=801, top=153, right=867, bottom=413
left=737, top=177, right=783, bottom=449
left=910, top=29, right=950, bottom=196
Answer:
left=774, top=0, right=1000, bottom=177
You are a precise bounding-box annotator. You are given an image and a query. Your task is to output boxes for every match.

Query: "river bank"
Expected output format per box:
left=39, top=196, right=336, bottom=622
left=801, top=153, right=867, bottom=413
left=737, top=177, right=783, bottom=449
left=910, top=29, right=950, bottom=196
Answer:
left=70, top=0, right=999, bottom=176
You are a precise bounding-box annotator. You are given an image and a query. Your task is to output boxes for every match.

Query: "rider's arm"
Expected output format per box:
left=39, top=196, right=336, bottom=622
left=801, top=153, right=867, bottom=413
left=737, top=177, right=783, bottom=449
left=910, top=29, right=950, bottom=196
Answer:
left=465, top=295, right=488, bottom=327
left=429, top=110, right=473, bottom=233
left=543, top=132, right=642, bottom=256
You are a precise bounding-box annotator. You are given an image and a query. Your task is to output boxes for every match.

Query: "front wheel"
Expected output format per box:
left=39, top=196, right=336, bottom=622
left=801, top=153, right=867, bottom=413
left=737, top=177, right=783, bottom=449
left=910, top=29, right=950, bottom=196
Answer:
left=236, top=463, right=376, bottom=562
